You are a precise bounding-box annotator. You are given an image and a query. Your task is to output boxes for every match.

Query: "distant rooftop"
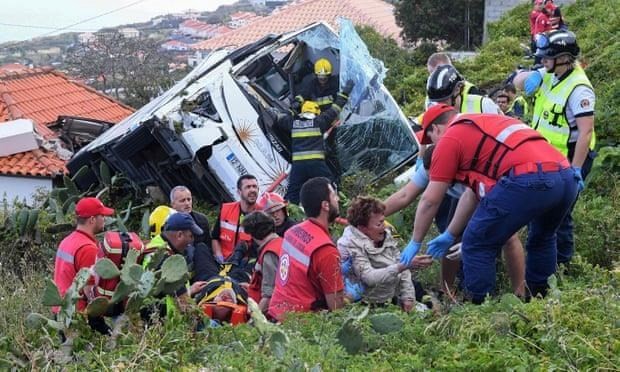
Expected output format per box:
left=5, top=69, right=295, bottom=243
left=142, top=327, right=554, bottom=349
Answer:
left=192, top=0, right=403, bottom=51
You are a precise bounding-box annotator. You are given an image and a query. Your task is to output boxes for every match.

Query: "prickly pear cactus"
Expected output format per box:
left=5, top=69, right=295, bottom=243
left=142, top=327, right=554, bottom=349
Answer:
left=120, top=264, right=143, bottom=286
left=137, top=271, right=155, bottom=297
left=369, top=312, right=404, bottom=334
left=95, top=258, right=121, bottom=279
left=25, top=313, right=63, bottom=331
left=160, top=254, right=188, bottom=283
left=86, top=297, right=110, bottom=317
left=337, top=318, right=365, bottom=355
left=111, top=281, right=132, bottom=304
left=41, top=279, right=63, bottom=306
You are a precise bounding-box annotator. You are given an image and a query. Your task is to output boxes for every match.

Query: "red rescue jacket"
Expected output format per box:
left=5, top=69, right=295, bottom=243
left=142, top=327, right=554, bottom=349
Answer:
left=248, top=235, right=282, bottom=303
left=268, top=220, right=334, bottom=321
left=94, top=231, right=144, bottom=298
left=449, top=114, right=547, bottom=198
left=218, top=202, right=252, bottom=259
left=53, top=230, right=97, bottom=312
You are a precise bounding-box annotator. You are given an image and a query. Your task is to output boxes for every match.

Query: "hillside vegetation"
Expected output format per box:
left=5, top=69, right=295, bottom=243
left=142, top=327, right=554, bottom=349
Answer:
left=0, top=0, right=619, bottom=370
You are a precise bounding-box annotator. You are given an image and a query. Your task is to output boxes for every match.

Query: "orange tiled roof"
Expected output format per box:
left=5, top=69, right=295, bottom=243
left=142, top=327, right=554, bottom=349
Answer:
left=192, top=0, right=403, bottom=51
left=0, top=67, right=134, bottom=127
left=0, top=66, right=134, bottom=177
left=0, top=148, right=66, bottom=177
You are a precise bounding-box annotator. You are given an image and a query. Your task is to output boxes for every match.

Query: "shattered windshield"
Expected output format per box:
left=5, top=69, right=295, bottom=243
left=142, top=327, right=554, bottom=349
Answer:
left=298, top=20, right=417, bottom=179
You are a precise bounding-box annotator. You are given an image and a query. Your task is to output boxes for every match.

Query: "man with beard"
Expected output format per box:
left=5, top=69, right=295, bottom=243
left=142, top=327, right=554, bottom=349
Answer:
left=268, top=177, right=345, bottom=321
left=211, top=175, right=259, bottom=263
left=53, top=197, right=114, bottom=334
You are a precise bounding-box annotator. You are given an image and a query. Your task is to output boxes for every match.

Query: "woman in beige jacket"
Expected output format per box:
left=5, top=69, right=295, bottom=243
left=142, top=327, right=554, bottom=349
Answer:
left=338, top=197, right=430, bottom=312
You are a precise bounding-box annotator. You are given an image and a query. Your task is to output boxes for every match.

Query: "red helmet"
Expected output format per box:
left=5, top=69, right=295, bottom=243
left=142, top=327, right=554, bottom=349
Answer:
left=257, top=192, right=287, bottom=214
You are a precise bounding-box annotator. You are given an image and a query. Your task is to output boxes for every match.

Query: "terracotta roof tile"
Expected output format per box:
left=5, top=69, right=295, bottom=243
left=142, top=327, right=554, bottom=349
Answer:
left=0, top=65, right=134, bottom=177
left=192, top=0, right=403, bottom=51
left=0, top=67, right=133, bottom=127
left=0, top=148, right=66, bottom=177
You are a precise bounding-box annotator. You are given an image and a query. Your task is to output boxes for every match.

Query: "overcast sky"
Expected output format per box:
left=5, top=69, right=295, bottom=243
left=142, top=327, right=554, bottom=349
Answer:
left=0, top=0, right=237, bottom=43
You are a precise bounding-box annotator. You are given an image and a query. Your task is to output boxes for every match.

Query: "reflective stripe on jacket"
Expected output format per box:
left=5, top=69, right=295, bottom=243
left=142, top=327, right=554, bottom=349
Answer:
left=532, top=66, right=596, bottom=155
left=53, top=230, right=96, bottom=312
left=291, top=118, right=326, bottom=161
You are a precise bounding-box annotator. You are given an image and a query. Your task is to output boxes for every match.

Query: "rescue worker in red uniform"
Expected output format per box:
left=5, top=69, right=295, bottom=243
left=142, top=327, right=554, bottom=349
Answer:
left=268, top=177, right=345, bottom=321
left=211, top=174, right=259, bottom=263
left=408, top=104, right=579, bottom=303
left=242, top=211, right=282, bottom=314
left=53, top=197, right=114, bottom=334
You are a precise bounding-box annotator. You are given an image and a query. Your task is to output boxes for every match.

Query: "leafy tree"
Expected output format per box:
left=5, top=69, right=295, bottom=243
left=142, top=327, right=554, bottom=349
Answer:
left=66, top=32, right=178, bottom=108
left=356, top=25, right=436, bottom=106
left=395, top=0, right=485, bottom=50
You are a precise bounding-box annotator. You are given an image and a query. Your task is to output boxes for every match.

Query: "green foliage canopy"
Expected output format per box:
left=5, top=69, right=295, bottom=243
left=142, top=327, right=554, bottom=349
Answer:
left=395, top=0, right=485, bottom=50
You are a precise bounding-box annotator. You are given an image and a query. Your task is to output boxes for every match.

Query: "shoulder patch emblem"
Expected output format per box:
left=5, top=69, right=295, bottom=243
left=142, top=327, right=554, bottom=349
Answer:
left=580, top=99, right=591, bottom=109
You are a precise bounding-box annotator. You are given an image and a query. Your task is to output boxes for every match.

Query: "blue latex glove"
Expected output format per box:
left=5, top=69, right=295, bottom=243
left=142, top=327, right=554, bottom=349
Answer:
left=400, top=240, right=422, bottom=265
left=573, top=167, right=585, bottom=192
left=344, top=278, right=364, bottom=302
left=524, top=71, right=542, bottom=96
left=427, top=231, right=456, bottom=259
left=341, top=256, right=352, bottom=275
left=215, top=255, right=224, bottom=264
left=415, top=156, right=424, bottom=171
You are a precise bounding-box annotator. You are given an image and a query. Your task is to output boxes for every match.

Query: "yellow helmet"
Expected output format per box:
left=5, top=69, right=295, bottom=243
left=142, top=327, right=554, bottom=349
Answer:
left=149, top=205, right=176, bottom=238
left=314, top=58, right=332, bottom=76
left=301, top=101, right=321, bottom=117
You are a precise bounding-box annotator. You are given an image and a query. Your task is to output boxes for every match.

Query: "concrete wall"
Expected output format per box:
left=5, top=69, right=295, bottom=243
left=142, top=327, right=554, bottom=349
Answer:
left=0, top=175, right=52, bottom=206
left=484, top=0, right=576, bottom=41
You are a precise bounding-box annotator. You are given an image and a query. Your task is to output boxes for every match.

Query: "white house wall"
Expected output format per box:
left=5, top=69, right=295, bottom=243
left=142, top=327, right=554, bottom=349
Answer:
left=0, top=175, right=52, bottom=206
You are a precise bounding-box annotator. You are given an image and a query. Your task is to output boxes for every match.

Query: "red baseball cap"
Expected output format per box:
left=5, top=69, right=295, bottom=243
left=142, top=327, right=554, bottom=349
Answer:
left=415, top=104, right=457, bottom=145
left=75, top=197, right=115, bottom=218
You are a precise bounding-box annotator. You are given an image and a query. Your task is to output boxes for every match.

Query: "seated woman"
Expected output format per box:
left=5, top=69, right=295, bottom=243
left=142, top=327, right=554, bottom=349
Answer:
left=338, top=197, right=422, bottom=312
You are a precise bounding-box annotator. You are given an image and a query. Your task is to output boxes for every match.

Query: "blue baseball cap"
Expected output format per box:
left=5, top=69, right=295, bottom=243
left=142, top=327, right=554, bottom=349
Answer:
left=163, top=212, right=203, bottom=236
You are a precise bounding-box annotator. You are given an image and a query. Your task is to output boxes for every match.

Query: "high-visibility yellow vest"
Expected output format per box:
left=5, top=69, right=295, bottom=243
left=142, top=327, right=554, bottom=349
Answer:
left=532, top=66, right=596, bottom=155
left=508, top=95, right=529, bottom=118
left=460, top=92, right=484, bottom=114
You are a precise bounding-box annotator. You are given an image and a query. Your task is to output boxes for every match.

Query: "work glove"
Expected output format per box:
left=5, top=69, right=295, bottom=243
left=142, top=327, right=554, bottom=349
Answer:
left=573, top=166, right=585, bottom=192
left=400, top=239, right=422, bottom=265
left=427, top=231, right=456, bottom=260
left=524, top=71, right=543, bottom=96
left=341, top=79, right=354, bottom=96
left=446, top=243, right=462, bottom=261
left=341, top=256, right=353, bottom=275
left=344, top=278, right=364, bottom=302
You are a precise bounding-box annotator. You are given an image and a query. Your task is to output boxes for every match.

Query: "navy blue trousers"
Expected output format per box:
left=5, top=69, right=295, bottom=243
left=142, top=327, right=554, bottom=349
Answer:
left=286, top=160, right=334, bottom=204
left=461, top=166, right=578, bottom=303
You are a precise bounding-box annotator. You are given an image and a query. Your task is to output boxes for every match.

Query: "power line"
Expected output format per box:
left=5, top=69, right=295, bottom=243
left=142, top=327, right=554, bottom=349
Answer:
left=0, top=22, right=95, bottom=32
left=1, top=0, right=150, bottom=47
left=36, top=0, right=150, bottom=38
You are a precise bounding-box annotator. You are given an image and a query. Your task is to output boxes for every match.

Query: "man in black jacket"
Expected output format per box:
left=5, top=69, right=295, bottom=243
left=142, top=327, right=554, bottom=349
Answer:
left=170, top=185, right=214, bottom=283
